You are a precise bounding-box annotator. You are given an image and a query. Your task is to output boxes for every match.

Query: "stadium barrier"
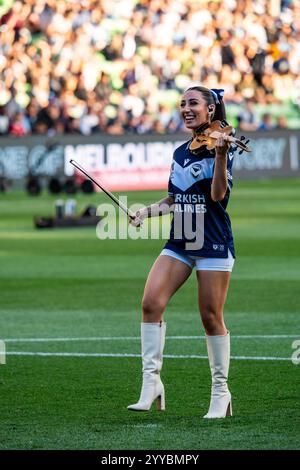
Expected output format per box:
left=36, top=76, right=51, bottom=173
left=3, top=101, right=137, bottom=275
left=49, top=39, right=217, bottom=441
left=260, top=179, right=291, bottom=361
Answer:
left=0, top=130, right=299, bottom=191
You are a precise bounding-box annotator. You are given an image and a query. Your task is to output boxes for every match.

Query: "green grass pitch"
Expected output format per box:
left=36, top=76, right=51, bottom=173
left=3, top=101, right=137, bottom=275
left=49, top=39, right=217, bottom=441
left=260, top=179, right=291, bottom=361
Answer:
left=0, top=178, right=299, bottom=450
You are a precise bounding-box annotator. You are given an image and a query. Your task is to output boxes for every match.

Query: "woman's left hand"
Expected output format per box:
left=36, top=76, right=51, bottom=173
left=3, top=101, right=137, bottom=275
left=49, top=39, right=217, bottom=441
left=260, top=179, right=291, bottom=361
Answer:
left=215, top=133, right=230, bottom=157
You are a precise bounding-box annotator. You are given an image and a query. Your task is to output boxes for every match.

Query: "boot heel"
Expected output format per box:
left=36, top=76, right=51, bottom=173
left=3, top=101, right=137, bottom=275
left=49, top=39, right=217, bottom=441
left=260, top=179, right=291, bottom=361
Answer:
left=226, top=400, right=232, bottom=417
left=157, top=391, right=165, bottom=411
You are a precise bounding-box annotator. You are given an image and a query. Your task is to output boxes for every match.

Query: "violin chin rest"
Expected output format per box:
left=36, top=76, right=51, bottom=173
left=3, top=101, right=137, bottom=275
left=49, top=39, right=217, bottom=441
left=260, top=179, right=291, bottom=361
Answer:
left=189, top=140, right=200, bottom=150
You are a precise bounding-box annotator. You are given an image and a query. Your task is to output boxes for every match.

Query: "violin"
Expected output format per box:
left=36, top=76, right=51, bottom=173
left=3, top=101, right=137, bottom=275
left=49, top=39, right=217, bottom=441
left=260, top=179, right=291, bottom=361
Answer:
left=189, top=120, right=252, bottom=156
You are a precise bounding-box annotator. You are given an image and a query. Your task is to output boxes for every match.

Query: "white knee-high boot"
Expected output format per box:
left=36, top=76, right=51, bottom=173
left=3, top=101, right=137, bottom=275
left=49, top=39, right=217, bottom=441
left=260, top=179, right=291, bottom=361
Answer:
left=204, top=332, right=232, bottom=419
left=127, top=322, right=166, bottom=411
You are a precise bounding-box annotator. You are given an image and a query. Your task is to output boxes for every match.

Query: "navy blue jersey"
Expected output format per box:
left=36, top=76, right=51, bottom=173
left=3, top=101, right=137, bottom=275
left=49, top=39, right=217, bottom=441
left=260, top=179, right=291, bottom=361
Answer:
left=165, top=140, right=236, bottom=258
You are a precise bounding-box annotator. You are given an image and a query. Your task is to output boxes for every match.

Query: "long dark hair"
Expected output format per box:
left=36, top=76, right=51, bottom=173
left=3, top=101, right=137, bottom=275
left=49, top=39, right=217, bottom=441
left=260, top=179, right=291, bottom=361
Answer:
left=185, top=86, right=226, bottom=121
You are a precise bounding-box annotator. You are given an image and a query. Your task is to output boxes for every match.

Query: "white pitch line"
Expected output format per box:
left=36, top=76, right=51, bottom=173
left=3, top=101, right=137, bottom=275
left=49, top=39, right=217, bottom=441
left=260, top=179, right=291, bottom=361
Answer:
left=3, top=337, right=140, bottom=343
left=6, top=351, right=292, bottom=361
left=2, top=334, right=299, bottom=343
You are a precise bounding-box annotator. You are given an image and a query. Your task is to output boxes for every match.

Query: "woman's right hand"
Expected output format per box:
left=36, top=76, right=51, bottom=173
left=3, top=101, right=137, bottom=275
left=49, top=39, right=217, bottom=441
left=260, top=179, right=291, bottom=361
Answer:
left=129, top=209, right=146, bottom=227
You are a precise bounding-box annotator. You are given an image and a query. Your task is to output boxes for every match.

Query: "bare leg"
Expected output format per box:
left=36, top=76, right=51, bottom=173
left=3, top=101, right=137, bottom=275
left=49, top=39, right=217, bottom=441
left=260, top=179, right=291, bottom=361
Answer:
left=142, top=255, right=192, bottom=323
left=197, top=270, right=231, bottom=335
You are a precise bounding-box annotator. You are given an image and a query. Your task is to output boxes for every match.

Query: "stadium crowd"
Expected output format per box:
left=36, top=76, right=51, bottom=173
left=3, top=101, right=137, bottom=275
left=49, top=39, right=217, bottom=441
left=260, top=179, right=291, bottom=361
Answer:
left=0, top=0, right=299, bottom=137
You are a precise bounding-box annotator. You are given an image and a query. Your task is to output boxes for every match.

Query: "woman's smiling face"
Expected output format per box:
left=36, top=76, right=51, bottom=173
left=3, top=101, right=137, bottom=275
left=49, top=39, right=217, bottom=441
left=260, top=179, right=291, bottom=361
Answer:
left=180, top=89, right=211, bottom=130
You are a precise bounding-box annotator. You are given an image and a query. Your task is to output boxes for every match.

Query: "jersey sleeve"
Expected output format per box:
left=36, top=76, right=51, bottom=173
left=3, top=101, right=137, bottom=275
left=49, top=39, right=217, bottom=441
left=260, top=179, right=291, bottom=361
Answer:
left=168, top=161, right=175, bottom=196
left=226, top=146, right=236, bottom=191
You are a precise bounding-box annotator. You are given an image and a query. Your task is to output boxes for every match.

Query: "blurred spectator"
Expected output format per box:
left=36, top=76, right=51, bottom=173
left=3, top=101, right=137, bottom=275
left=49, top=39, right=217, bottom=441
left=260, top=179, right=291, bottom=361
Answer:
left=0, top=106, right=9, bottom=134
left=258, top=113, right=274, bottom=130
left=80, top=104, right=99, bottom=136
left=220, top=30, right=235, bottom=68
left=237, top=99, right=259, bottom=131
left=34, top=120, right=48, bottom=135
left=275, top=115, right=288, bottom=129
left=0, top=0, right=299, bottom=137
left=9, top=111, right=30, bottom=136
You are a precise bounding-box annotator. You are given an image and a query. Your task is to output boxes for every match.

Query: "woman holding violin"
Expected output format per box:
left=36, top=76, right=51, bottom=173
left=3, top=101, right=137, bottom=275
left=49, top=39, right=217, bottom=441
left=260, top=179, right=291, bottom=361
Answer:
left=128, top=85, right=247, bottom=418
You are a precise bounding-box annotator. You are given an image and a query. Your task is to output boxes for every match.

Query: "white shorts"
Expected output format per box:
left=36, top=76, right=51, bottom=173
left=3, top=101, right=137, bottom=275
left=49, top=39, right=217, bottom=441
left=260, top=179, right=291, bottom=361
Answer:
left=160, top=248, right=235, bottom=272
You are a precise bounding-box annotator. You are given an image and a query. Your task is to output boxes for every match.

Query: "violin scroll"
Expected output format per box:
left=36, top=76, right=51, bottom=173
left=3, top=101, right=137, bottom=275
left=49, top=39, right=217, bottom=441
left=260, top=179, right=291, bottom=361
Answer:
left=238, top=136, right=251, bottom=155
